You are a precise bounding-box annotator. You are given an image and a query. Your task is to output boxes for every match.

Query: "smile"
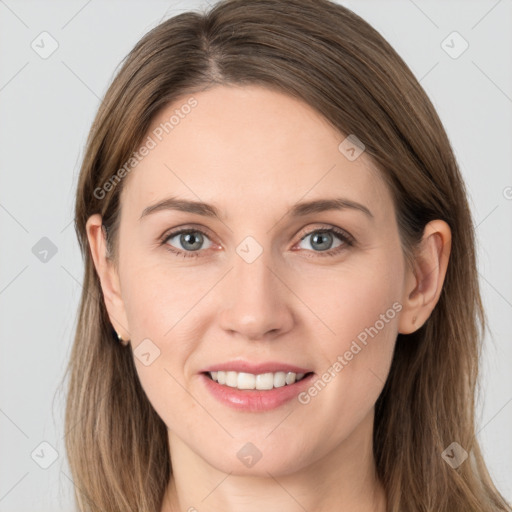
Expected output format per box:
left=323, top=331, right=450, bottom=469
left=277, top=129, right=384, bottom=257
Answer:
left=206, top=370, right=310, bottom=390
left=201, top=371, right=316, bottom=412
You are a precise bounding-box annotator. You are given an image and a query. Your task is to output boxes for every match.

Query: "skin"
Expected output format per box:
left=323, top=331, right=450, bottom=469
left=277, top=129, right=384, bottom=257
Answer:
left=87, top=84, right=451, bottom=512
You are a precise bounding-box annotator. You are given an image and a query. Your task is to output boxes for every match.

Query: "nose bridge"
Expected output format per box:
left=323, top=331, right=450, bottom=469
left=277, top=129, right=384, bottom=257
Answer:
left=218, top=236, right=292, bottom=339
left=234, top=241, right=275, bottom=301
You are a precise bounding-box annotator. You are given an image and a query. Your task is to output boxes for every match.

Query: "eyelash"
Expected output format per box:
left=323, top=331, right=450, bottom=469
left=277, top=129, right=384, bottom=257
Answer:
left=159, top=225, right=355, bottom=259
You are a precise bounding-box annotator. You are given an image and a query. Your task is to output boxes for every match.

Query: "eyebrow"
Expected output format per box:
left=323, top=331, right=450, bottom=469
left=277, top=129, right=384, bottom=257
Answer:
left=139, top=196, right=373, bottom=221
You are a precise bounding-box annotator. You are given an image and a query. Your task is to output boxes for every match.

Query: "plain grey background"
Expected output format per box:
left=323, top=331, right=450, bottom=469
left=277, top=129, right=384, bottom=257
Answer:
left=0, top=0, right=511, bottom=510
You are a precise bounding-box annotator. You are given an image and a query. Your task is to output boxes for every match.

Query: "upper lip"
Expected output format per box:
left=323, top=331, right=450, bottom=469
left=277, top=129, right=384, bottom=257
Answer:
left=201, top=361, right=313, bottom=375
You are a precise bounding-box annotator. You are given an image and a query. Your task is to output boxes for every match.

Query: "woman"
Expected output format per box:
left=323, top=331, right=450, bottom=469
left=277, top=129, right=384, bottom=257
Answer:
left=63, top=0, right=511, bottom=510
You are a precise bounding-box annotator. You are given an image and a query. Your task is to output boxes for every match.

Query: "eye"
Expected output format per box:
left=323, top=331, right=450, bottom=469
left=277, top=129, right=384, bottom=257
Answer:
left=161, top=228, right=213, bottom=258
left=295, top=227, right=354, bottom=257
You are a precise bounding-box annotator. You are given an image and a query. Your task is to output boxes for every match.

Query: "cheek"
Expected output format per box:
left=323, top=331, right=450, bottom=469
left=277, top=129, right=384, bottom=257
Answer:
left=328, top=254, right=402, bottom=369
left=121, top=258, right=204, bottom=340
left=294, top=245, right=403, bottom=354
left=296, top=252, right=403, bottom=436
left=120, top=264, right=205, bottom=432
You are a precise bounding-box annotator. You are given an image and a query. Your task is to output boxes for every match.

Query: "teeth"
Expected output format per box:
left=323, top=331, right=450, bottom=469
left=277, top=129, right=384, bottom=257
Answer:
left=225, top=371, right=238, bottom=387
left=208, top=370, right=309, bottom=390
left=274, top=371, right=286, bottom=388
left=256, top=373, right=273, bottom=390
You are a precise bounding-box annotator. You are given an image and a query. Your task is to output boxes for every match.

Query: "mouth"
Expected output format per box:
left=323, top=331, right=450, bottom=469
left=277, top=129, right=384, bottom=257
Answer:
left=200, top=369, right=316, bottom=412
left=203, top=370, right=314, bottom=391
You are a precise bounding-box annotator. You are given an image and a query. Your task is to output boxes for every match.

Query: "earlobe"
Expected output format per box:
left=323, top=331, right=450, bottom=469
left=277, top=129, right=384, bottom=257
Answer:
left=398, top=220, right=452, bottom=335
left=85, top=214, right=130, bottom=341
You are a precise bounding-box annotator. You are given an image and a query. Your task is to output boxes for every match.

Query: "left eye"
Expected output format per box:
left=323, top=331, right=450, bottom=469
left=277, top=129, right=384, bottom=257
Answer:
left=297, top=229, right=347, bottom=253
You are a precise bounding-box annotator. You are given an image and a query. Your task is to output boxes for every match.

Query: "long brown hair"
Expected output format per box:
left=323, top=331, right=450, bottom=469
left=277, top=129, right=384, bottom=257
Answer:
left=62, top=0, right=511, bottom=510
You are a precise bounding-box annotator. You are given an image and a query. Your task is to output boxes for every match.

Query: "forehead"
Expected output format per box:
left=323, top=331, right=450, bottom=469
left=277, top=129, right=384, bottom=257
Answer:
left=121, top=84, right=390, bottom=221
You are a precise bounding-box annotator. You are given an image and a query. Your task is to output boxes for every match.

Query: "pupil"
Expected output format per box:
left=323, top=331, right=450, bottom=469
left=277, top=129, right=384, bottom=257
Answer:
left=182, top=232, right=202, bottom=251
left=312, top=232, right=332, bottom=251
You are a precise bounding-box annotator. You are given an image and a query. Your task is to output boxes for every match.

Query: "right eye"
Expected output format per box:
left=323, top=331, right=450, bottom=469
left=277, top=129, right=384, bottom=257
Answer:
left=161, top=228, right=214, bottom=258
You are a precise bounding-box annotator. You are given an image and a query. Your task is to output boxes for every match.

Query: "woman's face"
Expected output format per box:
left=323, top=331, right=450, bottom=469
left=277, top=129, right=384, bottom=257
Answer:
left=95, top=84, right=415, bottom=476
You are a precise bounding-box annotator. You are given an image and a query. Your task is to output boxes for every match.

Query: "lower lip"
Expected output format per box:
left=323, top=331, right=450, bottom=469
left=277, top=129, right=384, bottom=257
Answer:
left=200, top=372, right=315, bottom=412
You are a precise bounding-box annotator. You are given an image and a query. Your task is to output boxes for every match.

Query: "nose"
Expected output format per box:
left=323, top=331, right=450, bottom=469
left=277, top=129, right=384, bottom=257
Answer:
left=217, top=246, right=294, bottom=341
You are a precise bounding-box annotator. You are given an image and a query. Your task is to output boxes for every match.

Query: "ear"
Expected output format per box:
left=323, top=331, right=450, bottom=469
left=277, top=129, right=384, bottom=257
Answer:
left=86, top=214, right=130, bottom=342
left=398, top=219, right=452, bottom=334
